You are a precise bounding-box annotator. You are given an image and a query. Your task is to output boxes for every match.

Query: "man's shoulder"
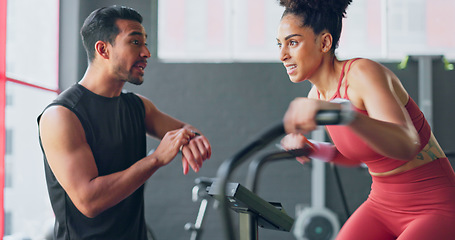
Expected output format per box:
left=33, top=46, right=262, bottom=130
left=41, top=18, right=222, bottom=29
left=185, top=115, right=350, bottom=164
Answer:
left=38, top=84, right=83, bottom=124
left=55, top=84, right=85, bottom=105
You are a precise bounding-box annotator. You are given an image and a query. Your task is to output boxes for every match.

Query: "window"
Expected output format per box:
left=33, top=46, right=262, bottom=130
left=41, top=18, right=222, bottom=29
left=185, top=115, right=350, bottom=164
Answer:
left=2, top=0, right=60, bottom=238
left=158, top=0, right=283, bottom=62
left=158, top=0, right=455, bottom=62
left=5, top=129, right=11, bottom=156
left=5, top=92, right=11, bottom=106
left=336, top=0, right=455, bottom=60
left=4, top=212, right=11, bottom=236
left=4, top=83, right=57, bottom=238
left=6, top=0, right=59, bottom=88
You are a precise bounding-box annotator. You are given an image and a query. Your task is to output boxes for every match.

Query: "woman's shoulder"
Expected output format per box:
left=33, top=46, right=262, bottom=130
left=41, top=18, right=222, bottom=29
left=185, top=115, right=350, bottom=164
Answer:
left=348, top=58, right=384, bottom=71
left=344, top=58, right=401, bottom=108
left=346, top=58, right=391, bottom=85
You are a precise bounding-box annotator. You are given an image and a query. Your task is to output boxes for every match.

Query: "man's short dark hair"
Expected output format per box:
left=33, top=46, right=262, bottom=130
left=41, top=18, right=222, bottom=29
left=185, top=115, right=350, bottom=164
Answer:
left=80, top=5, right=143, bottom=62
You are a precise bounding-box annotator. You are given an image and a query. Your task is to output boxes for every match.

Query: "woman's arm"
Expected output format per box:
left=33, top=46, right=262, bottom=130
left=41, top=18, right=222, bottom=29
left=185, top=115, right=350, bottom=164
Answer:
left=345, top=59, right=420, bottom=160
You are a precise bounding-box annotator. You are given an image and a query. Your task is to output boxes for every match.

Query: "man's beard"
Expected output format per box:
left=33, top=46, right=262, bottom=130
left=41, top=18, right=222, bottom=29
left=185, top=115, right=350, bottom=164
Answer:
left=127, top=74, right=143, bottom=85
left=114, top=65, right=144, bottom=85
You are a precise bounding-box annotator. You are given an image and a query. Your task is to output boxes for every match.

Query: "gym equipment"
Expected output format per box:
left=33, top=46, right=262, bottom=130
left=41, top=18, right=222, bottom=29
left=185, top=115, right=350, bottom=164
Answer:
left=210, top=123, right=308, bottom=240
left=292, top=128, right=341, bottom=240
left=186, top=136, right=315, bottom=240
left=198, top=110, right=344, bottom=240
left=209, top=181, right=294, bottom=233
left=245, top=146, right=312, bottom=193
left=184, top=177, right=217, bottom=240
left=244, top=127, right=344, bottom=240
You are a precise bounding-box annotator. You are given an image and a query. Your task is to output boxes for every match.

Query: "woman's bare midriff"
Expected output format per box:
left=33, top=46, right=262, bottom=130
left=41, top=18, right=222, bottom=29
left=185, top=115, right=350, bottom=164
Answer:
left=369, top=132, right=446, bottom=177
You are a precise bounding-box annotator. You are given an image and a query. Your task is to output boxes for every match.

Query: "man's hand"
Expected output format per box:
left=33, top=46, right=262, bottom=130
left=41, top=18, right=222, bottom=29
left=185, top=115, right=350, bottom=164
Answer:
left=180, top=131, right=211, bottom=175
left=152, top=128, right=211, bottom=174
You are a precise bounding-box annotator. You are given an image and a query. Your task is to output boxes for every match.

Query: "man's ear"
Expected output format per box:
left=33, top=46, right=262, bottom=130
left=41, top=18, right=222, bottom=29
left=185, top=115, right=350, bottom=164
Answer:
left=320, top=32, right=333, bottom=53
left=95, top=41, right=109, bottom=59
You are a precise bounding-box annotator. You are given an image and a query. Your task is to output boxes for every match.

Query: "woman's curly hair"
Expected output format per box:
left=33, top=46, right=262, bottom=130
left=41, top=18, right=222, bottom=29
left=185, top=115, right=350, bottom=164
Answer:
left=278, top=0, right=352, bottom=52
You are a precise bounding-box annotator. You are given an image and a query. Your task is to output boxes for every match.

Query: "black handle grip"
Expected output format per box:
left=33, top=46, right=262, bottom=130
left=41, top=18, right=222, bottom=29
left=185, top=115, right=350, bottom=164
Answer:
left=315, top=109, right=342, bottom=125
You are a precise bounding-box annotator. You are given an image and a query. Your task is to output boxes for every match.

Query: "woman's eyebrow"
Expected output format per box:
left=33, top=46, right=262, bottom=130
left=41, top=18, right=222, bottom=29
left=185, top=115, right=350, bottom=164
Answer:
left=285, top=34, right=302, bottom=40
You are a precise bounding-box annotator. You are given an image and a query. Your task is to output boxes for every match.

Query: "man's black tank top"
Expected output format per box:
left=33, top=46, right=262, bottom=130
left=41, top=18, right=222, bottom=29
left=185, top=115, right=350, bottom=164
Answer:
left=38, top=84, right=148, bottom=239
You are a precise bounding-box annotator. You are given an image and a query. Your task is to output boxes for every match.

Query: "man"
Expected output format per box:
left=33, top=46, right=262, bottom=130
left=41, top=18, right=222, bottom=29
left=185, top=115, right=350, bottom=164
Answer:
left=38, top=5, right=211, bottom=239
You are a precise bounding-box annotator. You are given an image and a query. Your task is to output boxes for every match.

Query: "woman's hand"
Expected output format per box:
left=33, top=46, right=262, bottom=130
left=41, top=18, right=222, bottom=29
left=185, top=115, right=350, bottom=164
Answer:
left=283, top=97, right=340, bottom=134
left=280, top=133, right=312, bottom=164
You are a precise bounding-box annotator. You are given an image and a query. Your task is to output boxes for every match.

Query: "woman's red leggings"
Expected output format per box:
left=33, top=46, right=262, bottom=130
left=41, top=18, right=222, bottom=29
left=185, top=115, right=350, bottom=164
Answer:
left=336, top=158, right=455, bottom=240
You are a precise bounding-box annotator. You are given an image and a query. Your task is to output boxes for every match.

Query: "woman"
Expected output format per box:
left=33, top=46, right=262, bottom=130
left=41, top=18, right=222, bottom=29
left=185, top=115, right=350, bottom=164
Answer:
left=277, top=0, right=455, bottom=239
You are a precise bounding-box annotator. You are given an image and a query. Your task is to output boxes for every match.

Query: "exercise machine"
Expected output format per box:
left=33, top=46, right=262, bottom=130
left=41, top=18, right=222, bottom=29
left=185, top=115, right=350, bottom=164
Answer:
left=292, top=128, right=341, bottom=240
left=184, top=177, right=217, bottom=240
left=186, top=110, right=346, bottom=240
left=244, top=127, right=345, bottom=240
left=209, top=123, right=307, bottom=240
left=211, top=110, right=344, bottom=240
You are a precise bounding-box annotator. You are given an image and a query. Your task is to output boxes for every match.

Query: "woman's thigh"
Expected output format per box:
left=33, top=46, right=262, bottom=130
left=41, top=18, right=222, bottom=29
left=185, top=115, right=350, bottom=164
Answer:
left=398, top=214, right=455, bottom=240
left=336, top=202, right=395, bottom=240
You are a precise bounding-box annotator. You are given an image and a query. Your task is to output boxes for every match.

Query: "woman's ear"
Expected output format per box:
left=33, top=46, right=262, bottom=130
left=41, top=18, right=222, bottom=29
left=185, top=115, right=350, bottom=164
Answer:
left=320, top=32, right=333, bottom=53
left=95, top=40, right=109, bottom=59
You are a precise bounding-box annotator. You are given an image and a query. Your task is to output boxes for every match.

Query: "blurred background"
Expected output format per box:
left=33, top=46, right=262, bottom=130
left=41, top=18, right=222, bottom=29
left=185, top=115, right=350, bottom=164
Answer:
left=1, top=0, right=455, bottom=239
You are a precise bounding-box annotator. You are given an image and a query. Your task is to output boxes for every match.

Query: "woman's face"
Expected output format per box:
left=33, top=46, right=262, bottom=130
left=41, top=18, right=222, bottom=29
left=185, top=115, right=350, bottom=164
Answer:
left=276, top=14, right=324, bottom=83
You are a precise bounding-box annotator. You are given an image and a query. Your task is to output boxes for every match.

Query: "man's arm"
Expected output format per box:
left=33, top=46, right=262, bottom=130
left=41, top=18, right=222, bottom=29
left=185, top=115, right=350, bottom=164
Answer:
left=138, top=94, right=212, bottom=174
left=39, top=105, right=189, bottom=218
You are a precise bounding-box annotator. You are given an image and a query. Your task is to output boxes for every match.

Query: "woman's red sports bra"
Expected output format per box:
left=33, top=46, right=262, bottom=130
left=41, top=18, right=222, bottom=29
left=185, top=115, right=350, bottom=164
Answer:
left=318, top=59, right=431, bottom=172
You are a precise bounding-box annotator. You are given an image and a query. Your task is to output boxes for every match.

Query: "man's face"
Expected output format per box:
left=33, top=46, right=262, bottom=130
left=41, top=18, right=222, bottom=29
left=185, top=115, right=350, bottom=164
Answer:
left=108, top=19, right=151, bottom=85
